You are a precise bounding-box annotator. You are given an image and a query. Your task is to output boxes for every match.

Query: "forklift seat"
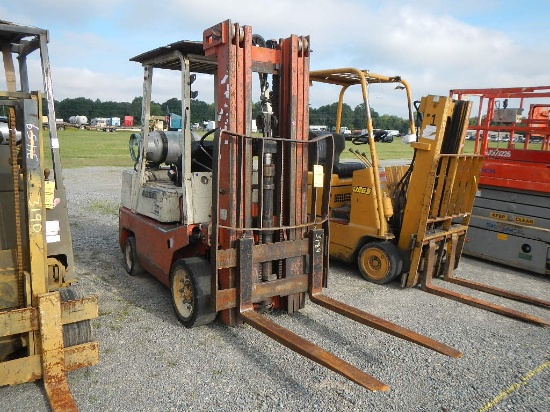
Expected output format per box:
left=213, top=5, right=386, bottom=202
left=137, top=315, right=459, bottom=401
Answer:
left=333, top=161, right=365, bottom=178
left=308, top=131, right=365, bottom=178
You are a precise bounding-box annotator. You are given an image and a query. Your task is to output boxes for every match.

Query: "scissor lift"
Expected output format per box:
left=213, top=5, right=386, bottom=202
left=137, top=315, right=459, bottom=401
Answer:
left=450, top=86, right=550, bottom=275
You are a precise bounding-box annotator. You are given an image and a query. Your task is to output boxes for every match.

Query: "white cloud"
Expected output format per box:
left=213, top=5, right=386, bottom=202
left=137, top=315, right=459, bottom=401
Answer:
left=2, top=0, right=549, bottom=118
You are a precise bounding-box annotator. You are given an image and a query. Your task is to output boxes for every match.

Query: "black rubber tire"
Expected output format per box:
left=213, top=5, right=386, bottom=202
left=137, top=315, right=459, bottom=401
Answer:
left=59, top=288, right=93, bottom=347
left=170, top=257, right=217, bottom=328
left=123, top=236, right=145, bottom=276
left=357, top=241, right=403, bottom=284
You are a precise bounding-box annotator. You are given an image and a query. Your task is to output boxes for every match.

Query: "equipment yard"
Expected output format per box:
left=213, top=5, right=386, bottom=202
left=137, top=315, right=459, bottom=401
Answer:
left=2, top=166, right=548, bottom=412
left=1, top=18, right=549, bottom=412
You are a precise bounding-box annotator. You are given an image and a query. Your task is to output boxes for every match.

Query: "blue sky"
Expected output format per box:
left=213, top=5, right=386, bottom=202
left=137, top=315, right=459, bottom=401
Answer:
left=2, top=0, right=549, bottom=118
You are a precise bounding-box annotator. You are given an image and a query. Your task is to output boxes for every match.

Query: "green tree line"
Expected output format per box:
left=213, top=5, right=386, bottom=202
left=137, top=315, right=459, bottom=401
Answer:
left=51, top=97, right=409, bottom=132
left=52, top=96, right=216, bottom=125
left=309, top=102, right=410, bottom=133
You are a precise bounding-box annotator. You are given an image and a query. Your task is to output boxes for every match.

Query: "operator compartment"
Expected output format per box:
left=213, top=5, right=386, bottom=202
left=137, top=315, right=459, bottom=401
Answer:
left=120, top=40, right=217, bottom=225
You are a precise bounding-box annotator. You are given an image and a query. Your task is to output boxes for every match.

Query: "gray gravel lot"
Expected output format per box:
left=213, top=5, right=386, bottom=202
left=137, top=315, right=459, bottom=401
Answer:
left=2, top=166, right=549, bottom=412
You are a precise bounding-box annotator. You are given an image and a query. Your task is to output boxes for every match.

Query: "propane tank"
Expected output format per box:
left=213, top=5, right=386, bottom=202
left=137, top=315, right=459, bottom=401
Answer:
left=145, top=131, right=182, bottom=165
left=379, top=166, right=394, bottom=218
left=382, top=193, right=394, bottom=218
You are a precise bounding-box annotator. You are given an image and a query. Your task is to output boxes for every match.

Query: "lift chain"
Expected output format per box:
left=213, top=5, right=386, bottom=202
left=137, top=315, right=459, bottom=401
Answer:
left=8, top=107, right=25, bottom=307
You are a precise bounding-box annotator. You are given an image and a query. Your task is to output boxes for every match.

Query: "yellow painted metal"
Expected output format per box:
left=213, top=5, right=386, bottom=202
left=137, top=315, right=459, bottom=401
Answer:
left=308, top=163, right=409, bottom=264
left=310, top=69, right=416, bottom=237
left=358, top=246, right=391, bottom=282
left=349, top=168, right=385, bottom=233
left=60, top=296, right=99, bottom=324
left=27, top=94, right=49, bottom=301
left=313, top=92, right=482, bottom=286
left=397, top=96, right=454, bottom=256
left=0, top=296, right=98, bottom=337
left=1, top=22, right=100, bottom=410
left=0, top=291, right=99, bottom=407
left=0, top=306, right=39, bottom=337
left=396, top=96, right=484, bottom=288
left=38, top=292, right=79, bottom=411
left=0, top=342, right=99, bottom=387
left=0, top=93, right=98, bottom=410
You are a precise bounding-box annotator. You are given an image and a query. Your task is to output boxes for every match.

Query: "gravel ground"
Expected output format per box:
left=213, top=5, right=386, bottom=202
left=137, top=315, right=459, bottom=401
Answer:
left=2, top=166, right=549, bottom=412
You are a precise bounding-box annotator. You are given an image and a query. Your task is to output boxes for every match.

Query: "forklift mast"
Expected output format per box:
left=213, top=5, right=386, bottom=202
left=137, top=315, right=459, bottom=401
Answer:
left=204, top=21, right=318, bottom=324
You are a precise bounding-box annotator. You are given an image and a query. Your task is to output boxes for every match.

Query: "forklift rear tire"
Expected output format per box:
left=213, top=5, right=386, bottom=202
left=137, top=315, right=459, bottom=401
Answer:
left=123, top=236, right=145, bottom=276
left=170, top=257, right=217, bottom=328
left=357, top=241, right=403, bottom=284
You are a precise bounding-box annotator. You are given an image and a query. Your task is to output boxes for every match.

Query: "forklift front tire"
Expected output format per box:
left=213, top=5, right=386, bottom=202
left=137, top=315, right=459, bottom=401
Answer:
left=170, top=258, right=217, bottom=328
left=357, top=241, right=403, bottom=285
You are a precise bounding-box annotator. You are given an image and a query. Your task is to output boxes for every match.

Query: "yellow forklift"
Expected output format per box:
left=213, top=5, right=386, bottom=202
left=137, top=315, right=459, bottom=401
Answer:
left=0, top=20, right=98, bottom=411
left=308, top=68, right=549, bottom=326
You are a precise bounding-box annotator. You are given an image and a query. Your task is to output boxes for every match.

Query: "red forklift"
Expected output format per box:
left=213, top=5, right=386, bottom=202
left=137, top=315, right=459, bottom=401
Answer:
left=119, top=19, right=462, bottom=391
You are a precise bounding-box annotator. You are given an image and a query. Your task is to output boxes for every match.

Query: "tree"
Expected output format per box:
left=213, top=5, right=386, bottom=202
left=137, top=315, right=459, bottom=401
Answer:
left=373, top=114, right=409, bottom=133
left=309, top=102, right=353, bottom=131
left=49, top=95, right=412, bottom=132
left=352, top=104, right=379, bottom=130
left=130, top=97, right=142, bottom=120
left=162, top=98, right=181, bottom=115
left=56, top=97, right=95, bottom=120
left=190, top=99, right=215, bottom=123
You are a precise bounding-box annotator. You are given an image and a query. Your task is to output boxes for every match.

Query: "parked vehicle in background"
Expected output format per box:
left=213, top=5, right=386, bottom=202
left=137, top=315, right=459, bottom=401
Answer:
left=40, top=115, right=66, bottom=130
left=108, top=117, right=121, bottom=127
left=124, top=116, right=135, bottom=127
left=68, top=114, right=88, bottom=128
left=91, top=117, right=108, bottom=128
left=309, top=125, right=328, bottom=132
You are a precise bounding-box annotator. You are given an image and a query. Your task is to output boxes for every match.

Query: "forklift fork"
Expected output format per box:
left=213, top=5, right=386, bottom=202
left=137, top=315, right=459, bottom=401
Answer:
left=420, top=235, right=550, bottom=326
left=235, top=227, right=461, bottom=392
left=217, top=131, right=462, bottom=391
left=240, top=311, right=390, bottom=391
left=443, top=234, right=549, bottom=308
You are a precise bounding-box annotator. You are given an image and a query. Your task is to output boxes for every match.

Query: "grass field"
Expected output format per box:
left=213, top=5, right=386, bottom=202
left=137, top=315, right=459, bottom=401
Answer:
left=48, top=128, right=536, bottom=168
left=47, top=128, right=136, bottom=169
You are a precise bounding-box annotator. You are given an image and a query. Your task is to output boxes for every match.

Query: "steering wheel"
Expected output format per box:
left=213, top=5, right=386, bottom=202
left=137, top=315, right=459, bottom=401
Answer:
left=198, top=128, right=216, bottom=160
left=129, top=133, right=141, bottom=162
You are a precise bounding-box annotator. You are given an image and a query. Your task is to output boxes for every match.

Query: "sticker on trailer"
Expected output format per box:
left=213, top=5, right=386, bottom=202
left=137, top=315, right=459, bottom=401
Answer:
left=485, top=149, right=511, bottom=158
left=514, top=216, right=534, bottom=225
left=489, top=212, right=508, bottom=220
